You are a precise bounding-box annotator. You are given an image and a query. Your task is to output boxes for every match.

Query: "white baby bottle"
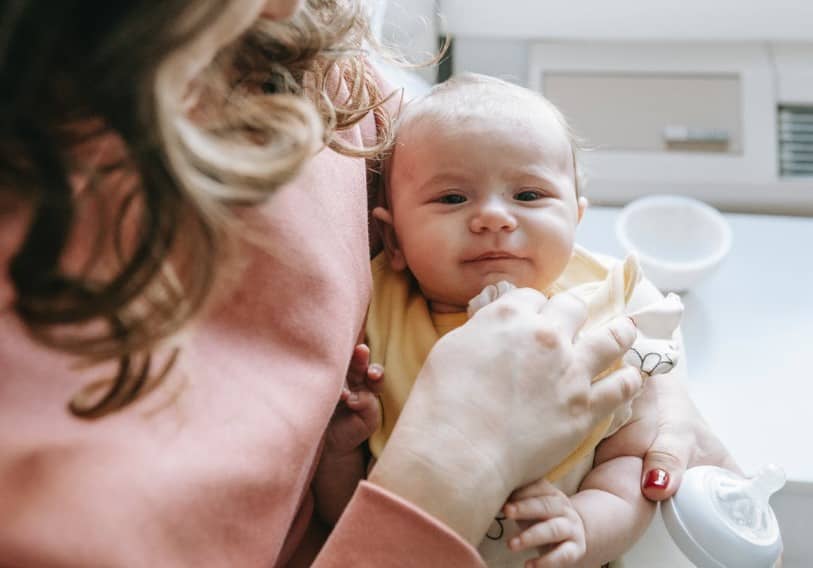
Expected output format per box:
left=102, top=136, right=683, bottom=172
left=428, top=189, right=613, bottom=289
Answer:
left=662, top=464, right=785, bottom=568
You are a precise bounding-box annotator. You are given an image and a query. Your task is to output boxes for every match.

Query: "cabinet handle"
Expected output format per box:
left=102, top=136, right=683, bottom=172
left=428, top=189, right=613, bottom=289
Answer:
left=663, top=125, right=730, bottom=144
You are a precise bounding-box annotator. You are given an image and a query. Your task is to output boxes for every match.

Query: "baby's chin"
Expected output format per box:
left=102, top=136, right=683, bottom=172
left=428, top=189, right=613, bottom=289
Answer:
left=478, top=272, right=553, bottom=293
left=479, top=273, right=519, bottom=287
left=423, top=275, right=554, bottom=313
left=473, top=273, right=557, bottom=298
left=428, top=281, right=519, bottom=313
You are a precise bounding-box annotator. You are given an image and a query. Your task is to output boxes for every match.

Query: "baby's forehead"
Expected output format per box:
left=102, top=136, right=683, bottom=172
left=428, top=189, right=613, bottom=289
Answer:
left=397, top=84, right=570, bottom=147
left=384, top=78, right=579, bottom=193
left=392, top=90, right=572, bottom=173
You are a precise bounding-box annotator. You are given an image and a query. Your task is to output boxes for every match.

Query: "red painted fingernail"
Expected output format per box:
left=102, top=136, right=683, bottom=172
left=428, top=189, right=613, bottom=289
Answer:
left=644, top=468, right=670, bottom=489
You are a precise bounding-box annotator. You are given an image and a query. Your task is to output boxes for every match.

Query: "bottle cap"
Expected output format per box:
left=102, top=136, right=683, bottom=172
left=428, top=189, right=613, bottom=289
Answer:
left=662, top=465, right=784, bottom=568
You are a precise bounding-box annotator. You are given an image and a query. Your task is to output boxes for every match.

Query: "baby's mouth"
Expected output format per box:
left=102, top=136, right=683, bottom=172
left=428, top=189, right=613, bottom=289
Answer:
left=465, top=251, right=521, bottom=262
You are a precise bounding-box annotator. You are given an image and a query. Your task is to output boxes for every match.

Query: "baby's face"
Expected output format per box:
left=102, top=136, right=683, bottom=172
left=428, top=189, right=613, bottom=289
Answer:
left=387, top=107, right=583, bottom=312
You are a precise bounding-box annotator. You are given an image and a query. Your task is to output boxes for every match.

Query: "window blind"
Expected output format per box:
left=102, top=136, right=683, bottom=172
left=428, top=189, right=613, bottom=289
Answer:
left=778, top=106, right=813, bottom=177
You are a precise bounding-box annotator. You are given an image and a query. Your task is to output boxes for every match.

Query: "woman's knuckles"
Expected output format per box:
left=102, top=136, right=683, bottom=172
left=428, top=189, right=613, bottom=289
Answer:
left=568, top=392, right=598, bottom=422
left=532, top=324, right=564, bottom=350
left=492, top=301, right=521, bottom=320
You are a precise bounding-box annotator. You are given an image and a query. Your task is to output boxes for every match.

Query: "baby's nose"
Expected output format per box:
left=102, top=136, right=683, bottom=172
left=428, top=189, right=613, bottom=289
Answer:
left=470, top=202, right=517, bottom=233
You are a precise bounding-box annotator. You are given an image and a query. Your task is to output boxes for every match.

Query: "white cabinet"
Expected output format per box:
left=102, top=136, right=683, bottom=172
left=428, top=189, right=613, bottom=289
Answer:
left=439, top=0, right=813, bottom=42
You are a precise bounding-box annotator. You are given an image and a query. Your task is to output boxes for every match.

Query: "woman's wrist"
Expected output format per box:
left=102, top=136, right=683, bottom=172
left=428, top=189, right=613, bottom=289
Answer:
left=367, top=391, right=511, bottom=546
left=368, top=433, right=507, bottom=546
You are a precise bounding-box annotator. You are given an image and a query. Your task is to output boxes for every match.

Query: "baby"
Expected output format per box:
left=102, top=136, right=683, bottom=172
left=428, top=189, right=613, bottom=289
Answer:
left=314, top=73, right=683, bottom=567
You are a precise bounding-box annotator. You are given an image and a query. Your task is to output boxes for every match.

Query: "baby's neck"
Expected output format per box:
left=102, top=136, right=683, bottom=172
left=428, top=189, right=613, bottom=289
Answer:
left=427, top=301, right=467, bottom=314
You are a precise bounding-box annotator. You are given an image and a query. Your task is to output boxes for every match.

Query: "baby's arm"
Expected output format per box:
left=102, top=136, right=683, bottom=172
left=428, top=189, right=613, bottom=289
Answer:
left=569, top=455, right=656, bottom=566
left=313, top=344, right=383, bottom=526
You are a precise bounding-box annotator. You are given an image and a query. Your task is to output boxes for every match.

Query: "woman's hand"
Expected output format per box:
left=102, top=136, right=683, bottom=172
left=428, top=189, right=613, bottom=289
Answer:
left=639, top=373, right=740, bottom=500
left=616, top=277, right=740, bottom=500
left=369, top=288, right=642, bottom=545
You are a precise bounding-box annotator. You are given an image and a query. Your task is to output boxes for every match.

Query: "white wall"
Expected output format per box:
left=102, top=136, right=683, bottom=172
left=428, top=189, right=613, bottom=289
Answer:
left=373, top=0, right=438, bottom=85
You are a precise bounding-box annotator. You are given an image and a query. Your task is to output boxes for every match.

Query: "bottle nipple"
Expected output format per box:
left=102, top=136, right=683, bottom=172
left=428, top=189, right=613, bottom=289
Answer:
left=712, top=465, right=785, bottom=543
left=752, top=464, right=787, bottom=498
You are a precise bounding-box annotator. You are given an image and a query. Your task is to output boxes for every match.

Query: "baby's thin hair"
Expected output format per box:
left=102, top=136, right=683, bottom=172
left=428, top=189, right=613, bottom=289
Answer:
left=393, top=73, right=585, bottom=196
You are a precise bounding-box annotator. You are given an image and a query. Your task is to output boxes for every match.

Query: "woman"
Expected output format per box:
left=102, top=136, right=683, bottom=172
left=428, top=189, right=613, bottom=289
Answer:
left=0, top=1, right=735, bottom=565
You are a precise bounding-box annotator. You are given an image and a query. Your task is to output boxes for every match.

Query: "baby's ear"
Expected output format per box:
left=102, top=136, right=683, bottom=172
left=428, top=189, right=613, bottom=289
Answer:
left=577, top=196, right=588, bottom=223
left=372, top=206, right=407, bottom=271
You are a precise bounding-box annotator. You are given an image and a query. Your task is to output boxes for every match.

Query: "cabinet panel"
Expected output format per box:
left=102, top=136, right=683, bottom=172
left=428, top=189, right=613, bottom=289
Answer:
left=543, top=73, right=742, bottom=154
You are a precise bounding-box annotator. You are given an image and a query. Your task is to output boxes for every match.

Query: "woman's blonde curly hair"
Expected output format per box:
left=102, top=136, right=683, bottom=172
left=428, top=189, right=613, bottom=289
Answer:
left=0, top=0, right=394, bottom=417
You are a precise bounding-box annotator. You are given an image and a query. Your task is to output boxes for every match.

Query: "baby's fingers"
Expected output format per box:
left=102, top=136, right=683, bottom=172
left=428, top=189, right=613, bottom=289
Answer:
left=508, top=516, right=575, bottom=552
left=509, top=478, right=562, bottom=502
left=524, top=541, right=585, bottom=568
left=343, top=390, right=382, bottom=431
left=504, top=495, right=570, bottom=523
left=347, top=344, right=371, bottom=389
left=365, top=363, right=385, bottom=395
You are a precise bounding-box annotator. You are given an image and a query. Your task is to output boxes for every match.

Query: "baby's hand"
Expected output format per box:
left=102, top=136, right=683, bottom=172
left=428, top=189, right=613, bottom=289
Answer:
left=324, top=344, right=384, bottom=457
left=503, top=479, right=586, bottom=568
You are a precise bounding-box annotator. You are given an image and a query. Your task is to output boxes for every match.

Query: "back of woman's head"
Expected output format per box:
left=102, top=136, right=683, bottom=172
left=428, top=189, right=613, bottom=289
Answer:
left=0, top=0, right=389, bottom=417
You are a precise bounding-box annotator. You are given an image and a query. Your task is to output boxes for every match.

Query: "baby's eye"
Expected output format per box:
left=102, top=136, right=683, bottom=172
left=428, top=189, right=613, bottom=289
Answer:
left=438, top=194, right=467, bottom=205
left=514, top=190, right=543, bottom=202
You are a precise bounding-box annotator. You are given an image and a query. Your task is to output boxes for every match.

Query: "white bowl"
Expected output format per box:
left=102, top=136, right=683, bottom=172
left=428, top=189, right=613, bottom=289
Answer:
left=615, top=195, right=732, bottom=293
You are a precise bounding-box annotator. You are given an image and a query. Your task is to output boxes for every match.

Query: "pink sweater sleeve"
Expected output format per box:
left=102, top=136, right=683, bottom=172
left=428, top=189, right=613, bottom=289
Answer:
left=315, top=482, right=484, bottom=566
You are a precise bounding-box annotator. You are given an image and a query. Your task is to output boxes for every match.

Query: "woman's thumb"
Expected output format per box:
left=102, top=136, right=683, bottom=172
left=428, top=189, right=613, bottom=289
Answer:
left=641, top=437, right=689, bottom=501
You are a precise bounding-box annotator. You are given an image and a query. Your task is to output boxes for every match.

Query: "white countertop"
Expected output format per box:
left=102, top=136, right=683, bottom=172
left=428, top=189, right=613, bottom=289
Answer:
left=577, top=206, right=813, bottom=485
